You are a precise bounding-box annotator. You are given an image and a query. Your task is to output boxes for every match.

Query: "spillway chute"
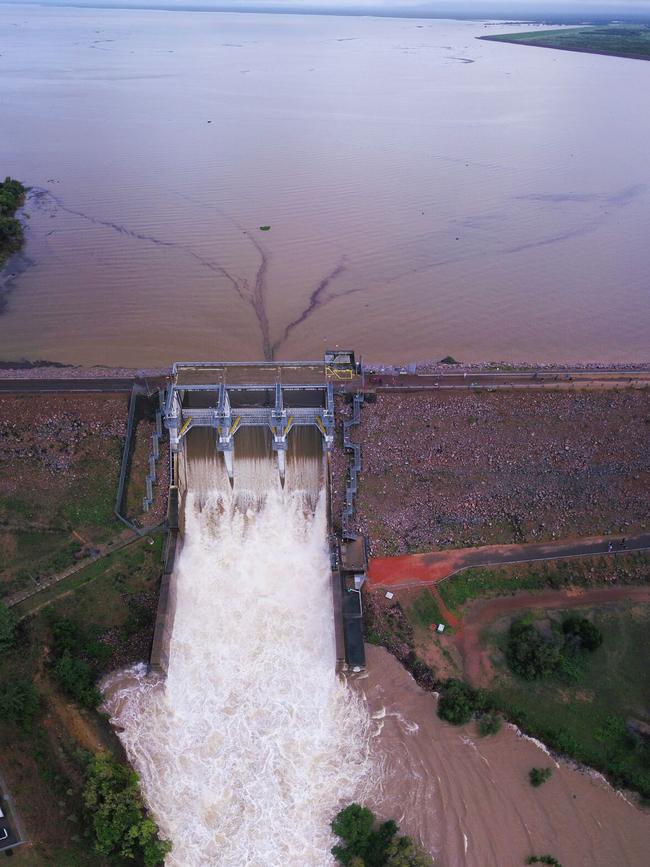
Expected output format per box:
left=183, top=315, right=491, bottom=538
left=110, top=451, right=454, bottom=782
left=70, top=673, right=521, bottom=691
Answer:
left=104, top=357, right=375, bottom=865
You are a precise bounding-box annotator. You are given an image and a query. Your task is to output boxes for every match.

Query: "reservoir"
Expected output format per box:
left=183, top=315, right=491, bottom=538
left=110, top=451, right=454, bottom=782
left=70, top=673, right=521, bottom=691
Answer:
left=1, top=6, right=649, bottom=365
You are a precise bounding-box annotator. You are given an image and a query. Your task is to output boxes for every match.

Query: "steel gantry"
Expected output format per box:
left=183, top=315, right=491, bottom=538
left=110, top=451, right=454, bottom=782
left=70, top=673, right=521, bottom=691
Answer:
left=163, top=360, right=344, bottom=484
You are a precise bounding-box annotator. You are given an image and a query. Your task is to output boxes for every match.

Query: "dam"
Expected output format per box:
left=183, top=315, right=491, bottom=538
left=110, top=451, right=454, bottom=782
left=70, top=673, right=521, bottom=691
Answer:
left=103, top=355, right=374, bottom=866
left=150, top=355, right=367, bottom=675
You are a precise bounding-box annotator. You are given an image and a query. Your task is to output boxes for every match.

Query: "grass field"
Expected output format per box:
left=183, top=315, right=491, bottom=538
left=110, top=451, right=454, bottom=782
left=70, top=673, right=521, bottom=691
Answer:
left=481, top=24, right=650, bottom=61
left=438, top=552, right=650, bottom=615
left=0, top=394, right=129, bottom=598
left=408, top=588, right=446, bottom=630
left=12, top=534, right=163, bottom=621
left=1, top=533, right=163, bottom=865
left=382, top=553, right=650, bottom=797
left=486, top=602, right=650, bottom=799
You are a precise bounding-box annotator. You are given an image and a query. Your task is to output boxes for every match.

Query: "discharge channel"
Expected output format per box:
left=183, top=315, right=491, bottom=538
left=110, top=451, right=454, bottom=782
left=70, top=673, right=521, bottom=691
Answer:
left=103, top=430, right=374, bottom=866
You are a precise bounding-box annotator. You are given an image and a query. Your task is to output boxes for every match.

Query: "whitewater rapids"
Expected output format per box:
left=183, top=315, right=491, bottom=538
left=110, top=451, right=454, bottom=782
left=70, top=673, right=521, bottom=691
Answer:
left=103, top=446, right=374, bottom=866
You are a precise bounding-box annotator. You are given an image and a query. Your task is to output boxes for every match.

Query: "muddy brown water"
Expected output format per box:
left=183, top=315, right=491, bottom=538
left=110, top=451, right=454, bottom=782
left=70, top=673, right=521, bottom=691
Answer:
left=355, top=644, right=650, bottom=867
left=1, top=8, right=650, bottom=366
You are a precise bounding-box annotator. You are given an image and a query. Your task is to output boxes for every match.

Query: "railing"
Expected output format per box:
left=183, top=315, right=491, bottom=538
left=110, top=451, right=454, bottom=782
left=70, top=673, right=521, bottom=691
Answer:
left=180, top=406, right=325, bottom=425
left=341, top=392, right=364, bottom=539
left=114, top=383, right=144, bottom=533
left=143, top=395, right=164, bottom=512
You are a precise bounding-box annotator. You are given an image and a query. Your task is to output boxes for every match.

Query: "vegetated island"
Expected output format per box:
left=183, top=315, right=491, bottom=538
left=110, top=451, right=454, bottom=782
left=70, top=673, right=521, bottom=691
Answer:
left=479, top=24, right=650, bottom=61
left=0, top=177, right=26, bottom=268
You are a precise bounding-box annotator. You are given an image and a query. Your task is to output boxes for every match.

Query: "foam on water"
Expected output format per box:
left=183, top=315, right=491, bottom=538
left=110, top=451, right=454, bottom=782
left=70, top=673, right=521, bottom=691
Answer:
left=104, top=443, right=373, bottom=866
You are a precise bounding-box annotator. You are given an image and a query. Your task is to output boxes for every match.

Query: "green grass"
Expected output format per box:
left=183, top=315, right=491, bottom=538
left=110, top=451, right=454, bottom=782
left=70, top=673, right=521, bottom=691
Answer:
left=0, top=441, right=123, bottom=598
left=12, top=535, right=162, bottom=621
left=59, top=449, right=120, bottom=533
left=408, top=588, right=446, bottom=629
left=481, top=24, right=650, bottom=61
left=4, top=529, right=79, bottom=575
left=438, top=554, right=650, bottom=615
left=489, top=603, right=650, bottom=798
left=439, top=566, right=549, bottom=614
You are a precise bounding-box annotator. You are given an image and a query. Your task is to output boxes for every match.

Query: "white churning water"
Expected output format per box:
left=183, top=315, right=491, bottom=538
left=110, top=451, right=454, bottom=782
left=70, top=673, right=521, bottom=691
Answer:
left=103, top=434, right=374, bottom=866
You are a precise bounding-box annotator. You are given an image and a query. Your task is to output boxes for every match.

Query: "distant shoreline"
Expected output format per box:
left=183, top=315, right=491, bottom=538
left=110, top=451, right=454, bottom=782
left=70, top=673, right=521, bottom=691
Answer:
left=2, top=2, right=650, bottom=28
left=479, top=23, right=650, bottom=62
left=479, top=33, right=650, bottom=62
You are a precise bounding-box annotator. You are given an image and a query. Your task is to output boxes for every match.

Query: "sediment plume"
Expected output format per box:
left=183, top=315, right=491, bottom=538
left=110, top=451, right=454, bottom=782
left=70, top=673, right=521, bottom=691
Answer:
left=104, top=430, right=373, bottom=866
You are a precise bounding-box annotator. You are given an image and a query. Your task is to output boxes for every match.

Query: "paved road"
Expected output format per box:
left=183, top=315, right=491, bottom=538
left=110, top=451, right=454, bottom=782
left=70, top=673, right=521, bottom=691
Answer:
left=0, top=375, right=170, bottom=394
left=363, top=368, right=650, bottom=392
left=0, top=377, right=135, bottom=393
left=368, top=532, right=650, bottom=588
left=0, top=368, right=647, bottom=394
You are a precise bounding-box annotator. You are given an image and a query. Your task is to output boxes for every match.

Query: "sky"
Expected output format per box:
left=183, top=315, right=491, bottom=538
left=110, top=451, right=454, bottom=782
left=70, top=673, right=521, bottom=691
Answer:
left=5, top=0, right=650, bottom=20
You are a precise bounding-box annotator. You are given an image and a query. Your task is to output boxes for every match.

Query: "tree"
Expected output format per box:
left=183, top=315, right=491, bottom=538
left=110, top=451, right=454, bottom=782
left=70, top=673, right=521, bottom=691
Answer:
left=438, top=679, right=490, bottom=726
left=506, top=620, right=562, bottom=680
left=0, top=602, right=16, bottom=653
left=0, top=177, right=25, bottom=214
left=562, top=617, right=602, bottom=652
left=331, top=804, right=433, bottom=867
left=529, top=767, right=553, bottom=787
left=526, top=856, right=561, bottom=866
left=478, top=712, right=502, bottom=737
left=50, top=616, right=82, bottom=655
left=385, top=835, right=434, bottom=866
left=0, top=679, right=40, bottom=730
left=53, top=651, right=101, bottom=708
left=83, top=753, right=171, bottom=866
left=331, top=803, right=376, bottom=865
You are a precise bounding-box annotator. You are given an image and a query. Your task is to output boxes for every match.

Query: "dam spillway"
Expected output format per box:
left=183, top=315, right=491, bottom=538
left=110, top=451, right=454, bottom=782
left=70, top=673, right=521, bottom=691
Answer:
left=153, top=356, right=367, bottom=674
left=103, top=357, right=373, bottom=866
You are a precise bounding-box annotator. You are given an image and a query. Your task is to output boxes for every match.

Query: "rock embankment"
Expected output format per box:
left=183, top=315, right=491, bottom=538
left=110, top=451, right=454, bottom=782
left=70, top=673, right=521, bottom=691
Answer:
left=337, top=389, right=650, bottom=557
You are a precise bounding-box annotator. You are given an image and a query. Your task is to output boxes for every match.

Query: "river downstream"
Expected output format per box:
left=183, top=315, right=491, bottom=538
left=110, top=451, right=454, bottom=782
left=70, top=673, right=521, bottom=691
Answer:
left=357, top=645, right=650, bottom=867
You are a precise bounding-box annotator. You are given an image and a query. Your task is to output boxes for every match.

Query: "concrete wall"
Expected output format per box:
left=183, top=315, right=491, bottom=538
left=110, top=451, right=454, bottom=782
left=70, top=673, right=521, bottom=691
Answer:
left=149, top=486, right=179, bottom=675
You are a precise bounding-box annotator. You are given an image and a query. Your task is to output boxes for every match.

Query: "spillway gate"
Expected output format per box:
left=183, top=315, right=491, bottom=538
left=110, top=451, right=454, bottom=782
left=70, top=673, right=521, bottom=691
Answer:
left=164, top=360, right=340, bottom=485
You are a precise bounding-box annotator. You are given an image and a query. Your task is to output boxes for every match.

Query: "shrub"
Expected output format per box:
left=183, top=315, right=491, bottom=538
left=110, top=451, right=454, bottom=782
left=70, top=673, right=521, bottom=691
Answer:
left=526, top=856, right=562, bottom=866
left=0, top=603, right=17, bottom=653
left=53, top=651, right=102, bottom=708
left=438, top=678, right=490, bottom=726
left=478, top=712, right=502, bottom=737
left=529, top=767, right=553, bottom=787
left=83, top=753, right=171, bottom=866
left=506, top=619, right=563, bottom=680
left=0, top=177, right=25, bottom=214
left=123, top=599, right=155, bottom=638
left=562, top=616, right=603, bottom=652
left=0, top=679, right=41, bottom=730
left=331, top=804, right=432, bottom=867
left=0, top=216, right=22, bottom=247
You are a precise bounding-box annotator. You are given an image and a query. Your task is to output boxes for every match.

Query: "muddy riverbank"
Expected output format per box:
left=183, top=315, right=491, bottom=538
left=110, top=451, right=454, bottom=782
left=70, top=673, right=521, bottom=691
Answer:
left=355, top=644, right=650, bottom=867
